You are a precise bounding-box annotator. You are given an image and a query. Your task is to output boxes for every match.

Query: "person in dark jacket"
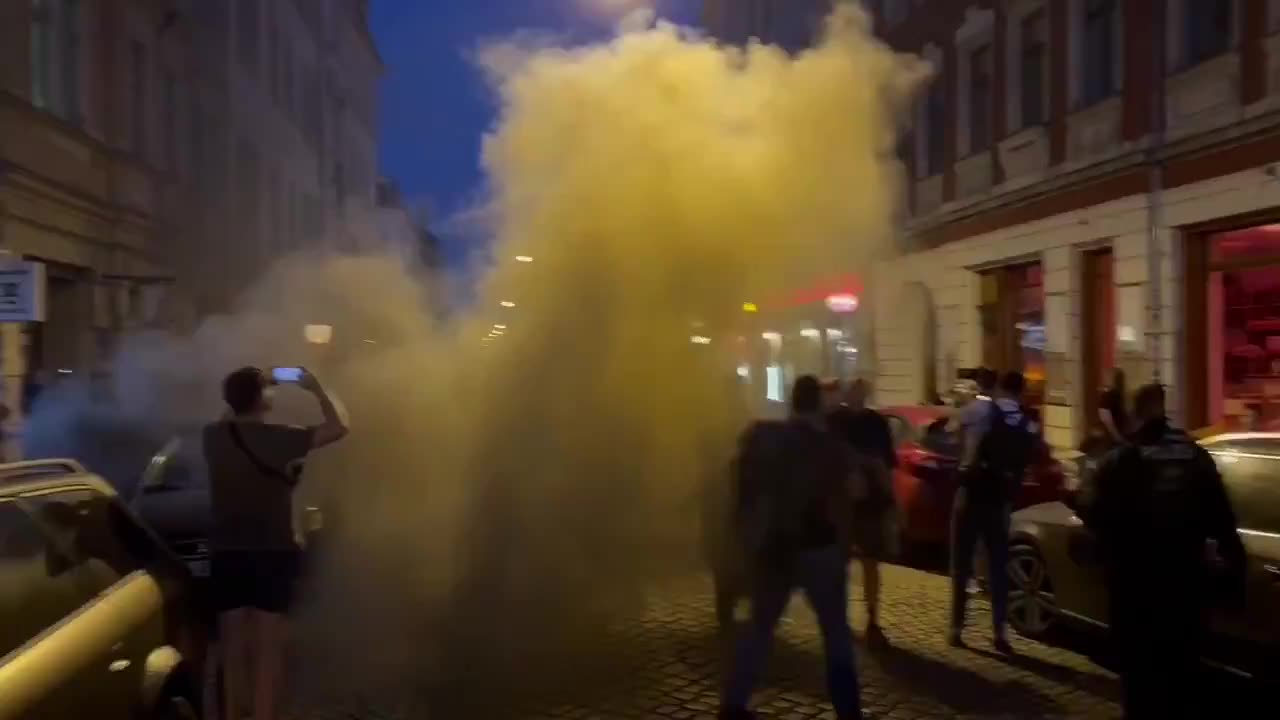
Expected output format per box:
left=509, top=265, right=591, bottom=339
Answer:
left=1079, top=383, right=1245, bottom=719
left=721, top=376, right=862, bottom=720
left=825, top=378, right=896, bottom=650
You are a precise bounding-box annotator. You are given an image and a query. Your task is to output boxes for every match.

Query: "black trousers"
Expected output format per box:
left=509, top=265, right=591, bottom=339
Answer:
left=1111, top=592, right=1204, bottom=719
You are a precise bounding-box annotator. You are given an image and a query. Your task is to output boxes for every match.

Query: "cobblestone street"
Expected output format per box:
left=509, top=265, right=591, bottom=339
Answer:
left=292, top=564, right=1130, bottom=719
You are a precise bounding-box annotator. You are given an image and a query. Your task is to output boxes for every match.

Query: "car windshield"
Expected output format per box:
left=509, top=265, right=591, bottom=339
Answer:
left=145, top=433, right=207, bottom=492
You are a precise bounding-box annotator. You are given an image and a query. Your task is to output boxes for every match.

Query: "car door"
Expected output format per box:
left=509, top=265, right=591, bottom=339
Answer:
left=0, top=497, right=126, bottom=720
left=19, top=488, right=167, bottom=719
left=1206, top=450, right=1280, bottom=674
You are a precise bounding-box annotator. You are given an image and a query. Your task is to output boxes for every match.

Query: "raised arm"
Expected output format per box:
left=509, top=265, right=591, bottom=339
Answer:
left=300, top=370, right=350, bottom=448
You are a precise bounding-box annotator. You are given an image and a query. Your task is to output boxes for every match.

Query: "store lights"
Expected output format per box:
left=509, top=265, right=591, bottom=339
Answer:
left=825, top=293, right=859, bottom=313
left=515, top=255, right=534, bottom=263
left=800, top=328, right=822, bottom=339
left=742, top=302, right=759, bottom=313
left=690, top=335, right=712, bottom=345
left=500, top=301, right=516, bottom=308
left=826, top=328, right=845, bottom=340
left=761, top=331, right=782, bottom=342
left=494, top=324, right=507, bottom=330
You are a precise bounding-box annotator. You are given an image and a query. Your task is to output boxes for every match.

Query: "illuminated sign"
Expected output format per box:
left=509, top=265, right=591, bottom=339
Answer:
left=742, top=302, right=759, bottom=313
left=825, top=293, right=859, bottom=313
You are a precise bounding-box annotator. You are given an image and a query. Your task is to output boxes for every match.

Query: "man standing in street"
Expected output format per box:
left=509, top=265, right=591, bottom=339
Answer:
left=205, top=367, right=349, bottom=720
left=826, top=378, right=897, bottom=650
left=721, top=375, right=863, bottom=720
left=1079, top=384, right=1244, bottom=719
left=948, top=371, right=1036, bottom=653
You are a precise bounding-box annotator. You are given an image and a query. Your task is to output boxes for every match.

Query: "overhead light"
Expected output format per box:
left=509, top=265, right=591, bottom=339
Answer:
left=491, top=330, right=505, bottom=336
left=800, top=328, right=821, bottom=339
left=304, top=324, right=333, bottom=345
left=742, top=302, right=759, bottom=313
left=825, top=293, right=859, bottom=313
left=690, top=335, right=712, bottom=345
left=515, top=255, right=534, bottom=263
left=761, top=331, right=782, bottom=342
left=826, top=328, right=845, bottom=340
left=736, top=364, right=750, bottom=378
left=500, top=301, right=516, bottom=308
left=56, top=368, right=73, bottom=375
left=494, top=324, right=507, bottom=330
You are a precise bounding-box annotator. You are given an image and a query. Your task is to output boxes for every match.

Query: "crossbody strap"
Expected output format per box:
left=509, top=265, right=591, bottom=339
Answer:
left=225, top=421, right=297, bottom=486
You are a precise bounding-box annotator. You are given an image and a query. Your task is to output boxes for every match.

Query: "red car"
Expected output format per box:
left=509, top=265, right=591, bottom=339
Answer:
left=880, top=406, right=1065, bottom=550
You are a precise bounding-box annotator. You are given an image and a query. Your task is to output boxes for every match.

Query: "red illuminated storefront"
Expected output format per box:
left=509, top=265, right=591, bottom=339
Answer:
left=1186, top=223, right=1280, bottom=431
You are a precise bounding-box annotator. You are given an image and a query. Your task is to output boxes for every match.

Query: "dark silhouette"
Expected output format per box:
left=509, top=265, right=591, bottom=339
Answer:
left=1079, top=383, right=1245, bottom=719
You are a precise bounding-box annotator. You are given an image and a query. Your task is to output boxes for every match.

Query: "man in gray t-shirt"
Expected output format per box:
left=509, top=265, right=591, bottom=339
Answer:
left=205, top=366, right=348, bottom=720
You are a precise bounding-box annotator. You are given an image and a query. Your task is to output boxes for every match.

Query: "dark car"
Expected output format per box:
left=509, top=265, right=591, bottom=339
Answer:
left=881, top=406, right=1065, bottom=549
left=0, top=459, right=206, bottom=720
left=1006, top=432, right=1280, bottom=681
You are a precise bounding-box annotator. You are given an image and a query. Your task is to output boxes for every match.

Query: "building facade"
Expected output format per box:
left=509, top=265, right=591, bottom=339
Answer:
left=182, top=0, right=383, bottom=313
left=707, top=0, right=1280, bottom=447
left=867, top=0, right=1280, bottom=450
left=0, top=0, right=191, bottom=418
left=0, top=0, right=385, bottom=434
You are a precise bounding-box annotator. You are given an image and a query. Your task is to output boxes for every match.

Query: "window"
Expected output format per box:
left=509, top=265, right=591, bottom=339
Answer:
left=267, top=20, right=279, bottom=100
left=237, top=138, right=260, bottom=243
left=1020, top=10, right=1048, bottom=127
left=1216, top=454, right=1280, bottom=533
left=29, top=0, right=82, bottom=123
left=236, top=0, right=259, bottom=70
left=30, top=1, right=54, bottom=110
left=1082, top=0, right=1118, bottom=105
left=969, top=44, right=992, bottom=154
left=925, top=83, right=945, bottom=175
left=162, top=71, right=177, bottom=174
left=22, top=489, right=153, bottom=586
left=128, top=40, right=147, bottom=157
left=1185, top=0, right=1233, bottom=67
left=0, top=500, right=89, bottom=658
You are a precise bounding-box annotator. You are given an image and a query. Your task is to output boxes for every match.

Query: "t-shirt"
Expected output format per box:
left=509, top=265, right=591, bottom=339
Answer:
left=203, top=421, right=315, bottom=552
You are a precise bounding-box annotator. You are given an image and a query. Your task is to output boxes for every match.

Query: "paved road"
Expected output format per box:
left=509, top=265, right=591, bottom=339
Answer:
left=289, top=564, right=1128, bottom=719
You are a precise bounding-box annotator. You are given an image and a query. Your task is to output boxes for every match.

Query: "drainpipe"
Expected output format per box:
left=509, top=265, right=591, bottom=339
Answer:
left=1146, top=2, right=1168, bottom=384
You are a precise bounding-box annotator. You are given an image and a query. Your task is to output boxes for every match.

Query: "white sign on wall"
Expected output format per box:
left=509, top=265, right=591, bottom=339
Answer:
left=0, top=259, right=46, bottom=323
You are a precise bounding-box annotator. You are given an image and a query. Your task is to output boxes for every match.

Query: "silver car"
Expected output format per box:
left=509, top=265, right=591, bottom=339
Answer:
left=1007, top=433, right=1280, bottom=680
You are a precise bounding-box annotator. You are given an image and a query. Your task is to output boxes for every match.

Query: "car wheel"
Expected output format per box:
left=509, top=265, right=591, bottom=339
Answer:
left=1007, top=542, right=1057, bottom=639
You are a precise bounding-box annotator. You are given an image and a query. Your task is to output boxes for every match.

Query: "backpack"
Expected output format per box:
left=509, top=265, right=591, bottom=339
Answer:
left=972, top=401, right=1036, bottom=501
left=736, top=420, right=839, bottom=565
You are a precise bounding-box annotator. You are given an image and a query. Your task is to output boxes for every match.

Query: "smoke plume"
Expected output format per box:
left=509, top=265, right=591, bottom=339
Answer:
left=23, top=6, right=928, bottom=714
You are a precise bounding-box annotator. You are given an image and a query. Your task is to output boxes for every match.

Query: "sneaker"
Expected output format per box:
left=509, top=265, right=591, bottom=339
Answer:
left=993, top=635, right=1014, bottom=655
left=947, top=628, right=965, bottom=648
left=866, top=623, right=890, bottom=652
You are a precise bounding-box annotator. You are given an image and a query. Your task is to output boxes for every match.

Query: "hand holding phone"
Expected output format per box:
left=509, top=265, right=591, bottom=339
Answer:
left=271, top=367, right=305, bottom=384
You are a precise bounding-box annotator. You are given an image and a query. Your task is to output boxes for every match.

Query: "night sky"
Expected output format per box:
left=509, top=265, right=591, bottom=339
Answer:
left=370, top=1, right=702, bottom=268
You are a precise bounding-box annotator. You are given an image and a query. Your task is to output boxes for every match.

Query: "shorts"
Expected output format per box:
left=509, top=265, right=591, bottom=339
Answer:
left=211, top=549, right=301, bottom=614
left=851, top=504, right=899, bottom=560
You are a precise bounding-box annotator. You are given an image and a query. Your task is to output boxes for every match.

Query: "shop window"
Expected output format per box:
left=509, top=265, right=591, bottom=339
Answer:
left=1206, top=225, right=1280, bottom=430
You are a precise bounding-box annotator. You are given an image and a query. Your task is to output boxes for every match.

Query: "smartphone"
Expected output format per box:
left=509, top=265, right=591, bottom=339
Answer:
left=271, top=367, right=304, bottom=384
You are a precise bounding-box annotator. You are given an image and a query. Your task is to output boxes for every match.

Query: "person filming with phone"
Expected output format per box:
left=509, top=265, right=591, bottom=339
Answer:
left=204, top=366, right=349, bottom=720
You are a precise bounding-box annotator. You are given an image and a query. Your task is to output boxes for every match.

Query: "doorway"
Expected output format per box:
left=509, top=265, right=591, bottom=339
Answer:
left=1081, top=249, right=1115, bottom=434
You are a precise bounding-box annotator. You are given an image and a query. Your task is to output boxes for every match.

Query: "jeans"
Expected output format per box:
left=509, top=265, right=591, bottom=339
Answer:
left=950, top=494, right=1010, bottom=634
left=723, top=545, right=861, bottom=719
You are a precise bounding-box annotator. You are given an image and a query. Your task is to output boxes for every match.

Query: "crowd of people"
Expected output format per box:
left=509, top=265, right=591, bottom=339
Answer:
left=713, top=369, right=1250, bottom=720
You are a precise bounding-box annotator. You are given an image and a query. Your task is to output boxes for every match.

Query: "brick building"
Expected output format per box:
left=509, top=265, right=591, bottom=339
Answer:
left=706, top=0, right=1280, bottom=446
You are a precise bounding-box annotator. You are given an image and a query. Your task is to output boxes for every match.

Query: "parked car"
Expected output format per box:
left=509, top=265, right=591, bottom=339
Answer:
left=0, top=459, right=206, bottom=720
left=1006, top=432, right=1280, bottom=680
left=130, top=431, right=326, bottom=589
left=880, top=406, right=1066, bottom=549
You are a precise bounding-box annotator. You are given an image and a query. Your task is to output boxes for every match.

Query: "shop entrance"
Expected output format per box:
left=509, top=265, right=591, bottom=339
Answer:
left=1186, top=224, right=1280, bottom=431
left=979, top=262, right=1045, bottom=408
